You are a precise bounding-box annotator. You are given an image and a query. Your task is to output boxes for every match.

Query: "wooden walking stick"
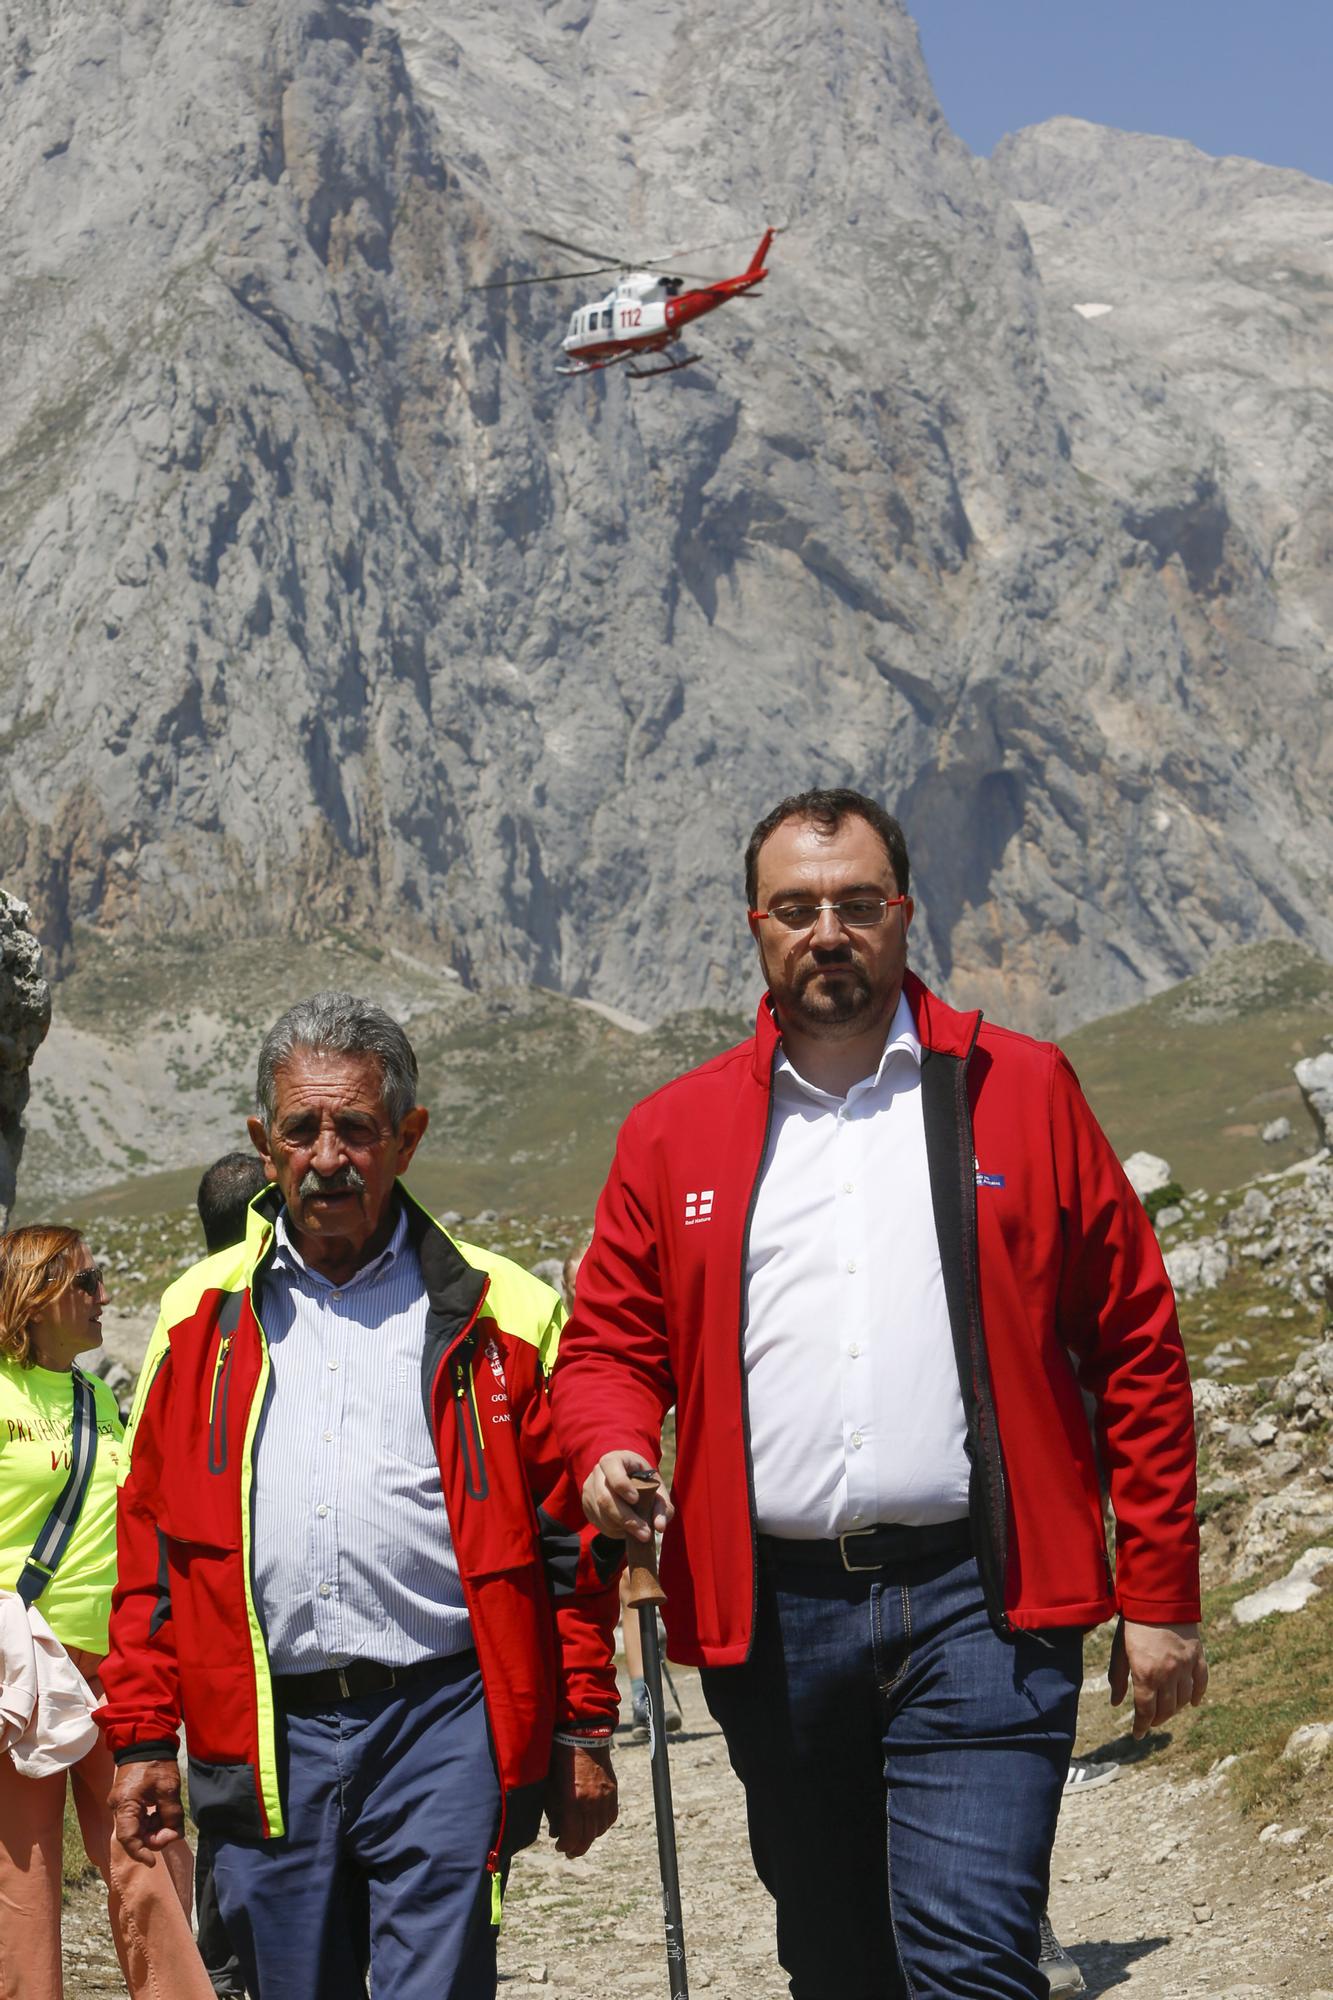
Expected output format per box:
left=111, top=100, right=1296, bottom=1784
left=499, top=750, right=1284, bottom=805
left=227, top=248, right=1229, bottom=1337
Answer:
left=626, top=1472, right=689, bottom=2000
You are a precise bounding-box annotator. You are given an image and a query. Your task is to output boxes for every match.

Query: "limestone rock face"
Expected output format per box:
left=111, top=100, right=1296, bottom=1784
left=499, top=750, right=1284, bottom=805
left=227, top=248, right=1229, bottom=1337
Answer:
left=2, top=7, right=1331, bottom=1028
left=0, top=891, right=52, bottom=1226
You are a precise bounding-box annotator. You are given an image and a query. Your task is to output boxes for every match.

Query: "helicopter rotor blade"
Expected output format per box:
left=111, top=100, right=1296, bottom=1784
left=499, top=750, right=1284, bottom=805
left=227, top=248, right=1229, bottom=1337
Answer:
left=525, top=227, right=770, bottom=272
left=527, top=228, right=629, bottom=263
left=470, top=263, right=624, bottom=292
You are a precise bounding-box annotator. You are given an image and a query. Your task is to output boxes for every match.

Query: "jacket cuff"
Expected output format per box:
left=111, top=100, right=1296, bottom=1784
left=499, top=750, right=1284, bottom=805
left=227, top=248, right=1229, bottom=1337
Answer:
left=113, top=1739, right=180, bottom=1766
left=1116, top=1594, right=1203, bottom=1625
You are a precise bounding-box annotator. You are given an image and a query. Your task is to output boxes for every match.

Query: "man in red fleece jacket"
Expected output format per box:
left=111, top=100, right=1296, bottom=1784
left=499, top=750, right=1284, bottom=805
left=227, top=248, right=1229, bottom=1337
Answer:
left=553, top=787, right=1205, bottom=2000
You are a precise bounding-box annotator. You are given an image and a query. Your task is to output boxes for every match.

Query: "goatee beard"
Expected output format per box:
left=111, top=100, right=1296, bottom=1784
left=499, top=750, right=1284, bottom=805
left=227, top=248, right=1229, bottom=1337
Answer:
left=789, top=958, right=874, bottom=1029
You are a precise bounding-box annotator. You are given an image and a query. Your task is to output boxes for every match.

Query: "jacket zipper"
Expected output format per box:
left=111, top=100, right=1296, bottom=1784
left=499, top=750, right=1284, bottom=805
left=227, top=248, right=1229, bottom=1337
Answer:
left=426, top=1284, right=491, bottom=1508
left=207, top=1336, right=234, bottom=1475
left=737, top=1038, right=779, bottom=1659
left=453, top=1362, right=489, bottom=1500
left=952, top=1045, right=1012, bottom=1632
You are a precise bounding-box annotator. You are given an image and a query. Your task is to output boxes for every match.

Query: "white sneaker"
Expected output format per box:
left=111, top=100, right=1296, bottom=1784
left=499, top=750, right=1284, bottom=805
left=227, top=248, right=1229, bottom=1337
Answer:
left=1063, top=1758, right=1119, bottom=1794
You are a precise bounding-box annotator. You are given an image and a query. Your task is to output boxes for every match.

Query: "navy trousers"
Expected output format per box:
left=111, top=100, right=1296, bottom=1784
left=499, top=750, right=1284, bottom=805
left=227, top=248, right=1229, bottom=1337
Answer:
left=701, top=1548, right=1081, bottom=2000
left=211, top=1651, right=501, bottom=2000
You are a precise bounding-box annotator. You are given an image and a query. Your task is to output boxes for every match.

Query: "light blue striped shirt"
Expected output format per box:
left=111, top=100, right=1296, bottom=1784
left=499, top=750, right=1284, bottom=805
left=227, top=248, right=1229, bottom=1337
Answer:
left=252, top=1203, right=472, bottom=1673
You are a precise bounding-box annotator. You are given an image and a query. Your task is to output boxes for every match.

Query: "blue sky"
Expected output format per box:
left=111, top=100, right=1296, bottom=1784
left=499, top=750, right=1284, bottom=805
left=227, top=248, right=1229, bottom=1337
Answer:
left=908, top=0, right=1333, bottom=185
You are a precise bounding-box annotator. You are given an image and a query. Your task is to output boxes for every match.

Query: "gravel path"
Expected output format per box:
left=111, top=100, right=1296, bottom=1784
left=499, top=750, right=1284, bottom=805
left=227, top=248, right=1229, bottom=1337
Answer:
left=60, top=1669, right=1332, bottom=1997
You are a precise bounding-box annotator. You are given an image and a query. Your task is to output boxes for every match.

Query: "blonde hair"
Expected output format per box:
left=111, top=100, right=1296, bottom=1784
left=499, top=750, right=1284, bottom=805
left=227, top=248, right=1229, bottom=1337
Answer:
left=0, top=1226, right=86, bottom=1367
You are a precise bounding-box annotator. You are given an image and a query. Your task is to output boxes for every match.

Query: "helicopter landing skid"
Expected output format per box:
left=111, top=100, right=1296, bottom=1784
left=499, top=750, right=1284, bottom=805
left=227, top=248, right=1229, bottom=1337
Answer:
left=627, top=352, right=703, bottom=381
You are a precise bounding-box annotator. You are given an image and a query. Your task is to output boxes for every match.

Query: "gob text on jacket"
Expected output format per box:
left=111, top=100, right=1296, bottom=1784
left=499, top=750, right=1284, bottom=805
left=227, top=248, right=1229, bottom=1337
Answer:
left=96, top=1184, right=619, bottom=1880
left=553, top=971, right=1200, bottom=1664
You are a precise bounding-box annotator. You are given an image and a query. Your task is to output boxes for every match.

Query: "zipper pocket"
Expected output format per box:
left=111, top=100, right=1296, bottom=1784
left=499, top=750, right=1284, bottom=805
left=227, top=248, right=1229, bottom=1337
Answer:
left=208, top=1337, right=234, bottom=1475
left=453, top=1362, right=489, bottom=1501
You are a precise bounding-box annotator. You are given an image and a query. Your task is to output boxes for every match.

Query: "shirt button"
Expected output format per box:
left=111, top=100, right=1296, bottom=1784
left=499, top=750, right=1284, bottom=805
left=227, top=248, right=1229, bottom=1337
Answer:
left=846, top=1259, right=857, bottom=1274
left=322, top=1430, right=334, bottom=1443
left=851, top=1431, right=864, bottom=1449
left=317, top=1583, right=332, bottom=1597
left=843, top=1181, right=854, bottom=1193
left=328, top=1358, right=339, bottom=1371
left=849, top=1343, right=861, bottom=1358
left=316, top=1505, right=329, bottom=1518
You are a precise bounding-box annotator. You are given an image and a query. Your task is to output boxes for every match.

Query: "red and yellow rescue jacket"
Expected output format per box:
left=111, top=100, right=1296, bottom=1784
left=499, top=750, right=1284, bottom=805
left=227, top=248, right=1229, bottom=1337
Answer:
left=97, top=1184, right=619, bottom=1874
left=553, top=972, right=1201, bottom=1663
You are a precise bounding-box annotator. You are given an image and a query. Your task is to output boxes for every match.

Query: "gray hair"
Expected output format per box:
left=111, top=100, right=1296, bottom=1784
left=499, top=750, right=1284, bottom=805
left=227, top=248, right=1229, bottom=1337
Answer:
left=256, top=993, right=419, bottom=1131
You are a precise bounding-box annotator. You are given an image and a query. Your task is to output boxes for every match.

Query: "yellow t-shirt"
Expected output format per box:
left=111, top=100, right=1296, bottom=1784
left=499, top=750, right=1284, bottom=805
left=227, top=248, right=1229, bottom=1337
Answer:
left=0, top=1358, right=125, bottom=1654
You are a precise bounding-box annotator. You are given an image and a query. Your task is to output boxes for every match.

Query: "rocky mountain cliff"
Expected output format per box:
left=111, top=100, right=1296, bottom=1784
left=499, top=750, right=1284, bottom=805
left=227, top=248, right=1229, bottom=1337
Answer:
left=0, top=891, right=50, bottom=1226
left=1, top=1, right=1330, bottom=1029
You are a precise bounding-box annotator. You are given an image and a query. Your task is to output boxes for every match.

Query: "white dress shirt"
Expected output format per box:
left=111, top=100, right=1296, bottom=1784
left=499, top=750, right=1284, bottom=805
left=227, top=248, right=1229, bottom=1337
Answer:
left=743, top=992, right=971, bottom=1537
left=253, top=1205, right=471, bottom=1672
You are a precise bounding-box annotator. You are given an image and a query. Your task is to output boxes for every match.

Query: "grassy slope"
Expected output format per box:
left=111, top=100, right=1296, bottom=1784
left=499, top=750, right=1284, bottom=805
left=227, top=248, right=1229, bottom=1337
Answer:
left=1078, top=1544, right=1333, bottom=1841
left=1062, top=938, right=1333, bottom=1194
left=22, top=924, right=744, bottom=1234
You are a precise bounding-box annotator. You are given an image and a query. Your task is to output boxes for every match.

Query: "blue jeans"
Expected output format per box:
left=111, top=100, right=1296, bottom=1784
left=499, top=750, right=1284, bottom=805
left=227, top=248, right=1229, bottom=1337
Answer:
left=701, top=1549, right=1081, bottom=2000
left=211, top=1652, right=501, bottom=2000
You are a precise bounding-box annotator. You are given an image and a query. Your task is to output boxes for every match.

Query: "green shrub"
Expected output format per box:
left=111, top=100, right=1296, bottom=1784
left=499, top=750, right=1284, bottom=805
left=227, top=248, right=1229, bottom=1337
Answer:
left=1144, top=1180, right=1186, bottom=1222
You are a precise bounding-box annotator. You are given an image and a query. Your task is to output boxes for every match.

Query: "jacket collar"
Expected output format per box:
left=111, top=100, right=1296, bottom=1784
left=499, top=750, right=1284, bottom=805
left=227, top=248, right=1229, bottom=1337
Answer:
left=243, top=1179, right=485, bottom=1329
left=750, top=966, right=982, bottom=1081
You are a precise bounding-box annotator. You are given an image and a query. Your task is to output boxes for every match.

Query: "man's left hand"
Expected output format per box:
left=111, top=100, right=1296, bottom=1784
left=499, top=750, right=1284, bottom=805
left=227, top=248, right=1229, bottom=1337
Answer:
left=1109, top=1619, right=1208, bottom=1739
left=545, top=1741, right=618, bottom=1859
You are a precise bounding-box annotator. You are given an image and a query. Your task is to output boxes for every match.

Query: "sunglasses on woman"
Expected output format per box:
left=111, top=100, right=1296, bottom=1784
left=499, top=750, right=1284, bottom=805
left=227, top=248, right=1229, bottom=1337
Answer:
left=70, top=1265, right=106, bottom=1297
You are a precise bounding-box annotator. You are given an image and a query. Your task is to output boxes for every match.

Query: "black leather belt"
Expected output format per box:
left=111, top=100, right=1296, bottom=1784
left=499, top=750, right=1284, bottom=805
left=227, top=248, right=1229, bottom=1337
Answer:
left=758, top=1518, right=973, bottom=1575
left=272, top=1651, right=472, bottom=1713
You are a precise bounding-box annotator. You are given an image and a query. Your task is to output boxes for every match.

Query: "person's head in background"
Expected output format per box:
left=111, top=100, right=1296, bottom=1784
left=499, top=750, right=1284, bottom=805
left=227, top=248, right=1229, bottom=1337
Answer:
left=197, top=1151, right=270, bottom=1256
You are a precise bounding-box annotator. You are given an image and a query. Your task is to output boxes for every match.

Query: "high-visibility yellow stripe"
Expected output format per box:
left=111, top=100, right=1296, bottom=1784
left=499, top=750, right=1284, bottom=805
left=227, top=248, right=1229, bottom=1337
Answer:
left=239, top=1294, right=282, bottom=1839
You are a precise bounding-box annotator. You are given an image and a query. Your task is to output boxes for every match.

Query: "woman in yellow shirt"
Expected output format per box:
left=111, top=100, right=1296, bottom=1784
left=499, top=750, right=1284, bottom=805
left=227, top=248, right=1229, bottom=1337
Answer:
left=0, top=1224, right=213, bottom=2000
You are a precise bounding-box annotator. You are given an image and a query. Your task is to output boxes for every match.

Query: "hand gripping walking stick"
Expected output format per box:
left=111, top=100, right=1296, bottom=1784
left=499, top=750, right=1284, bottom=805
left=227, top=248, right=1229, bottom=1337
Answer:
left=626, top=1472, right=689, bottom=2000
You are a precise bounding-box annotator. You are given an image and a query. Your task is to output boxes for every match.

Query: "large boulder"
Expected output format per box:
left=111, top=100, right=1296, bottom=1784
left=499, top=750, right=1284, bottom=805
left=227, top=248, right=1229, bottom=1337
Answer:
left=0, top=892, right=52, bottom=1228
left=1164, top=1235, right=1229, bottom=1296
left=1294, top=1053, right=1333, bottom=1148
left=1232, top=1546, right=1333, bottom=1626
left=1122, top=1151, right=1173, bottom=1199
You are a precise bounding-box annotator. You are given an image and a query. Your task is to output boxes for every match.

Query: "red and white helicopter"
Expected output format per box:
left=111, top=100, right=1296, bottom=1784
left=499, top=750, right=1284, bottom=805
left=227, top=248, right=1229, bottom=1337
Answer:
left=476, top=227, right=776, bottom=380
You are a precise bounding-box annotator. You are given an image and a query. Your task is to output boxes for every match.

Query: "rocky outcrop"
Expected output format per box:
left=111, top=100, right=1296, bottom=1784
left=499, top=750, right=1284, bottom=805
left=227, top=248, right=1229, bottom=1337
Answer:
left=1295, top=1055, right=1333, bottom=1149
left=1, top=8, right=1331, bottom=1027
left=0, top=891, right=51, bottom=1226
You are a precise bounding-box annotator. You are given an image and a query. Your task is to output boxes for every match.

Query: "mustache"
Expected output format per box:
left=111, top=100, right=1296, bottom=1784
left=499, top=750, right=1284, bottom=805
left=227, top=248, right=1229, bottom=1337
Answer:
left=298, top=1164, right=367, bottom=1198
left=797, top=947, right=867, bottom=980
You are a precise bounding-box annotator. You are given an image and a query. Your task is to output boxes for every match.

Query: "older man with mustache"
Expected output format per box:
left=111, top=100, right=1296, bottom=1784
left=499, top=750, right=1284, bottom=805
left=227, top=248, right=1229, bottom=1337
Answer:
left=98, top=994, right=619, bottom=2000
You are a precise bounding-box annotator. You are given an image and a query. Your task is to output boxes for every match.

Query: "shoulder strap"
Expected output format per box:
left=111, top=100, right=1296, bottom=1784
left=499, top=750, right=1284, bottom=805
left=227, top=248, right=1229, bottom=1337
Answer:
left=16, top=1371, right=100, bottom=1609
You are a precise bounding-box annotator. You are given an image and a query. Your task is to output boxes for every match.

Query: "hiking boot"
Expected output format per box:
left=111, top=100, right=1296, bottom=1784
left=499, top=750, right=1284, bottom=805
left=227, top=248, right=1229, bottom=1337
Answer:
left=1063, top=1757, right=1119, bottom=1794
left=1038, top=1911, right=1085, bottom=1997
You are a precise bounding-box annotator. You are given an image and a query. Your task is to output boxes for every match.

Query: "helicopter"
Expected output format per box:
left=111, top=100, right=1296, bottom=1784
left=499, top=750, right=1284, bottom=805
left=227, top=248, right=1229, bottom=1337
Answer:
left=475, top=227, right=776, bottom=380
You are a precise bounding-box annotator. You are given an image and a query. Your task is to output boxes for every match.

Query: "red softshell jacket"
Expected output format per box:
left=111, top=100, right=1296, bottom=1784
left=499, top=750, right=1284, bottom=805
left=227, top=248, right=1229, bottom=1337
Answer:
left=98, top=1187, right=619, bottom=1870
left=552, top=972, right=1200, bottom=1663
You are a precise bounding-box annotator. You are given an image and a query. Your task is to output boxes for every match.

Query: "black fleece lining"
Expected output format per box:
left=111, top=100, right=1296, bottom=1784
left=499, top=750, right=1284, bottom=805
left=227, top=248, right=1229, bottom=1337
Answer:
left=536, top=1507, right=583, bottom=1599
left=919, top=1043, right=1011, bottom=1631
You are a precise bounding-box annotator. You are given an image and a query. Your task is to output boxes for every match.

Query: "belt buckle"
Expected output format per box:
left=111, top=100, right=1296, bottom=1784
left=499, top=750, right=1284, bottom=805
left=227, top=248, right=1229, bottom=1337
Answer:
left=336, top=1666, right=351, bottom=1699
left=839, top=1529, right=883, bottom=1574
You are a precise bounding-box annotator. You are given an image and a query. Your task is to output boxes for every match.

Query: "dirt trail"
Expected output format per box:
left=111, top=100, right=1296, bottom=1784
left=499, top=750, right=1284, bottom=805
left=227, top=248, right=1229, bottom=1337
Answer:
left=61, top=1668, right=1331, bottom=1998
